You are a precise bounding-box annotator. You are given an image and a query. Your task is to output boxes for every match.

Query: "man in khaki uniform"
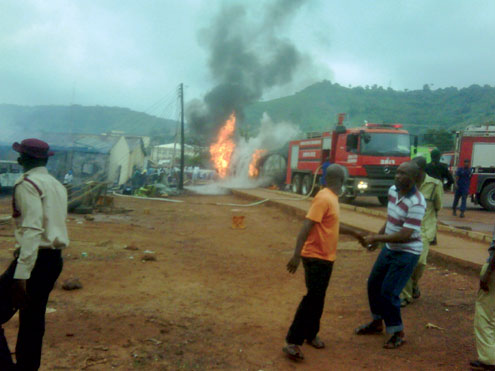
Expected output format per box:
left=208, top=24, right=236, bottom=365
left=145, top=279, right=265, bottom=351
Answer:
left=401, top=156, right=443, bottom=306
left=0, top=138, right=69, bottom=370
left=470, top=226, right=495, bottom=370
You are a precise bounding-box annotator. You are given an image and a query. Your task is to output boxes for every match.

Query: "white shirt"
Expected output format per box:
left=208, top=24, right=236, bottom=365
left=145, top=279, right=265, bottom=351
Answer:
left=13, top=167, right=69, bottom=279
left=63, top=172, right=73, bottom=185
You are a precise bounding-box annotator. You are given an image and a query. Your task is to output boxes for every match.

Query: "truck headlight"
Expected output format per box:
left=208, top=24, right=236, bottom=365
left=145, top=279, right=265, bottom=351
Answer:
left=357, top=181, right=368, bottom=190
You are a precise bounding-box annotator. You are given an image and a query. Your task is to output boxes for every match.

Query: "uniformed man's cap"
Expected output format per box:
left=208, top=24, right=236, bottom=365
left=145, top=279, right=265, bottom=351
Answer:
left=12, top=138, right=54, bottom=159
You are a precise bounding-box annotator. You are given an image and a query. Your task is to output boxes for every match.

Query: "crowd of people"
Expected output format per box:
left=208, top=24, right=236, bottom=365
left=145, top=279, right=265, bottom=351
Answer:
left=283, top=157, right=493, bottom=370
left=0, top=138, right=490, bottom=370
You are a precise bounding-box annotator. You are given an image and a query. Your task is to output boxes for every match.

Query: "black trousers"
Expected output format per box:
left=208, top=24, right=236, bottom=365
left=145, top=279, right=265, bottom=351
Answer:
left=0, top=249, right=63, bottom=371
left=286, top=257, right=333, bottom=345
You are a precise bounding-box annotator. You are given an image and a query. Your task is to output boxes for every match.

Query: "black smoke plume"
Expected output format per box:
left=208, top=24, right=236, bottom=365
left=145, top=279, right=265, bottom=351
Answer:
left=187, top=0, right=308, bottom=143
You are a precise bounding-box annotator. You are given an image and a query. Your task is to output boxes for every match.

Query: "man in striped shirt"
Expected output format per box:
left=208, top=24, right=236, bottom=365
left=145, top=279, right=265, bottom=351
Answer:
left=355, top=162, right=426, bottom=349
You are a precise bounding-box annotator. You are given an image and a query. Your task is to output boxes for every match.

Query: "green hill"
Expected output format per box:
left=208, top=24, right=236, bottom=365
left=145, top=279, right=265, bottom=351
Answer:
left=244, top=81, right=495, bottom=135
left=0, top=104, right=177, bottom=143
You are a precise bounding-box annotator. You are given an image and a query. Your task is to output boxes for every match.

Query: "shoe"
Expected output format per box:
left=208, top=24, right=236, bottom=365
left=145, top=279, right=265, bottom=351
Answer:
left=460, top=212, right=465, bottom=218
left=470, top=360, right=495, bottom=370
left=412, top=287, right=421, bottom=299
left=307, top=336, right=325, bottom=349
left=283, top=344, right=304, bottom=361
left=452, top=209, right=457, bottom=216
left=355, top=321, right=383, bottom=335
left=383, top=333, right=405, bottom=349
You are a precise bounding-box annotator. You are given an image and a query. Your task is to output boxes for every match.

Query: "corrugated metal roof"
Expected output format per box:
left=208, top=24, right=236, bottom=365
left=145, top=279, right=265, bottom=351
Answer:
left=37, top=133, right=122, bottom=154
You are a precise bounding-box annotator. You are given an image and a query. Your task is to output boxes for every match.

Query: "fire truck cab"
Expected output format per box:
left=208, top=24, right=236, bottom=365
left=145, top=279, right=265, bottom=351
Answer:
left=286, top=114, right=411, bottom=205
left=454, top=124, right=495, bottom=211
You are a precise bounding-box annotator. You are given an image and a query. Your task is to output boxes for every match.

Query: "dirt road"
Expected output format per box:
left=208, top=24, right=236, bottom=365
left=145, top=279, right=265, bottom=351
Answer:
left=0, top=195, right=482, bottom=370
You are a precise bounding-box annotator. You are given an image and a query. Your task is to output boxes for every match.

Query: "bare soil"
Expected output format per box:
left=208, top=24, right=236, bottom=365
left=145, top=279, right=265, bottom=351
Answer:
left=0, top=194, right=480, bottom=370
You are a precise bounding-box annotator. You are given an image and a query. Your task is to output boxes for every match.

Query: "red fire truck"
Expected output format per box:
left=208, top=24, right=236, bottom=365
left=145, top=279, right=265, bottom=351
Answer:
left=453, top=124, right=495, bottom=211
left=286, top=114, right=412, bottom=205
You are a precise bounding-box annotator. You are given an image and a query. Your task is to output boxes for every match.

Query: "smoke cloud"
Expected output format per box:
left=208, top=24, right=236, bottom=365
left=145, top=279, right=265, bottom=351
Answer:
left=187, top=114, right=299, bottom=195
left=187, top=0, right=311, bottom=142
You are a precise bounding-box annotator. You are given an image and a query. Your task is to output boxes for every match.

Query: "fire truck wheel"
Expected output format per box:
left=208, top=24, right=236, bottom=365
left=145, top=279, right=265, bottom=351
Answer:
left=292, top=174, right=302, bottom=194
left=480, top=183, right=495, bottom=211
left=378, top=196, right=389, bottom=206
left=302, top=175, right=312, bottom=195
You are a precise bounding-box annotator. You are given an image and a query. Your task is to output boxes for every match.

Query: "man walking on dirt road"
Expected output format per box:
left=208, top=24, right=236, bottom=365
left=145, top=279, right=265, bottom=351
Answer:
left=355, top=162, right=426, bottom=349
left=0, top=139, right=68, bottom=370
left=400, top=156, right=443, bottom=307
left=470, top=225, right=495, bottom=370
left=283, top=164, right=366, bottom=361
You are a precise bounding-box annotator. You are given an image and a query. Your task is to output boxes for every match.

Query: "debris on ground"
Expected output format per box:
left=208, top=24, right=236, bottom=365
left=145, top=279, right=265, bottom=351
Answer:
left=134, top=183, right=181, bottom=198
left=124, top=244, right=139, bottom=251
left=84, top=215, right=95, bottom=221
left=425, top=323, right=445, bottom=330
left=142, top=254, right=157, bottom=262
left=62, top=278, right=83, bottom=291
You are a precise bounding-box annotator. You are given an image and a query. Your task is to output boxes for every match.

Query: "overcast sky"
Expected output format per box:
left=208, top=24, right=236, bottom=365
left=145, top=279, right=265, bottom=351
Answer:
left=1, top=0, right=494, bottom=118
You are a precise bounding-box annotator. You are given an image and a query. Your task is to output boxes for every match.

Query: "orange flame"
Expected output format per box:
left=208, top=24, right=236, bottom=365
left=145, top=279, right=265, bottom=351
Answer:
left=249, top=149, right=267, bottom=177
left=210, top=113, right=236, bottom=178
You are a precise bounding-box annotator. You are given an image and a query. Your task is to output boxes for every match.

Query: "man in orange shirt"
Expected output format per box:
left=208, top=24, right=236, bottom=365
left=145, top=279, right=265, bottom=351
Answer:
left=283, top=164, right=366, bottom=361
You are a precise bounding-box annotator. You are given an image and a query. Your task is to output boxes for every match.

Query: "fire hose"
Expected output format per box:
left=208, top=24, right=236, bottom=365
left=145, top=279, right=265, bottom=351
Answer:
left=213, top=164, right=324, bottom=207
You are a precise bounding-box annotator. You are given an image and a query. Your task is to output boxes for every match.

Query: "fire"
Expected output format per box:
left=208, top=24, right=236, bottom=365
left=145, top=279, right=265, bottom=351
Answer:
left=249, top=149, right=267, bottom=177
left=210, top=113, right=236, bottom=178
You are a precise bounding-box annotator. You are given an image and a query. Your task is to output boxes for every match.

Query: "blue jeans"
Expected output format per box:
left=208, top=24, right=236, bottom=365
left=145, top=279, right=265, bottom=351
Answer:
left=368, top=247, right=419, bottom=333
left=453, top=190, right=468, bottom=212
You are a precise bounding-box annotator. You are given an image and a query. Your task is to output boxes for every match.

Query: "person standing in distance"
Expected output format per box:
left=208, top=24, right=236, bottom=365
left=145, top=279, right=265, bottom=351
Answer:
left=425, top=148, right=454, bottom=191
left=453, top=158, right=472, bottom=218
left=400, top=156, right=443, bottom=306
left=0, top=139, right=68, bottom=370
left=283, top=164, right=367, bottom=361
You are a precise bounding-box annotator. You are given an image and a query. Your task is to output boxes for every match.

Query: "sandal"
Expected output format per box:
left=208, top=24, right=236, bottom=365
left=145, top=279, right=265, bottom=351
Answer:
left=355, top=321, right=383, bottom=335
left=307, top=336, right=325, bottom=349
left=383, top=333, right=405, bottom=349
left=283, top=344, right=304, bottom=361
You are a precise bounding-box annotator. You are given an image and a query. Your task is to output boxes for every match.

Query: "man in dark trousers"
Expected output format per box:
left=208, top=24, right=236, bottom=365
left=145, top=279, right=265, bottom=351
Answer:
left=453, top=158, right=472, bottom=218
left=283, top=164, right=366, bottom=361
left=355, top=162, right=426, bottom=349
left=0, top=139, right=68, bottom=370
left=425, top=148, right=454, bottom=191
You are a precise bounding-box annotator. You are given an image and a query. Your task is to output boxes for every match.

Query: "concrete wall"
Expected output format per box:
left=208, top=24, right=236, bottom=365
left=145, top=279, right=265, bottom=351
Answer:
left=128, top=140, right=146, bottom=177
left=108, top=137, right=130, bottom=185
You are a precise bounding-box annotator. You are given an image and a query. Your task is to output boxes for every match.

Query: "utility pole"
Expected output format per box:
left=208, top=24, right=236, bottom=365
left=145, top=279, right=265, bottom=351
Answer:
left=179, top=83, right=185, bottom=190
